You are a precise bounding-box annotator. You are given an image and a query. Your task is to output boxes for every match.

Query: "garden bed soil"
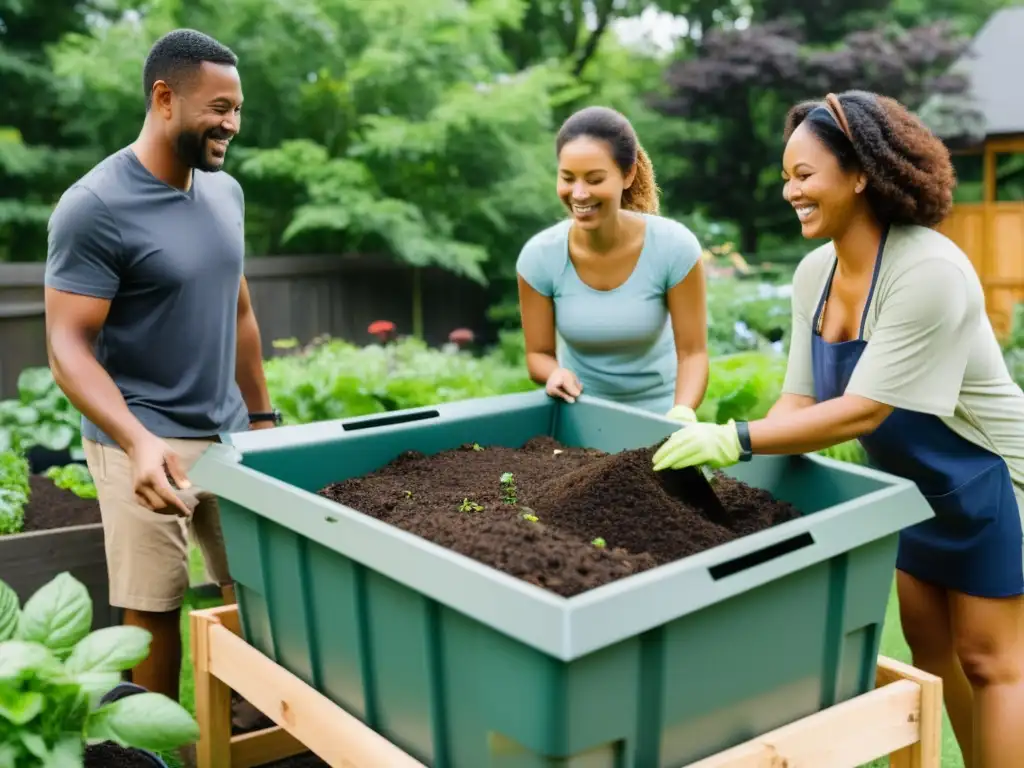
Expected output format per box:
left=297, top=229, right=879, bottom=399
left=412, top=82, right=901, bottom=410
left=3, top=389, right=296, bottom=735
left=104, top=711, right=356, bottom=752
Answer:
left=84, top=742, right=161, bottom=767
left=22, top=474, right=101, bottom=531
left=318, top=436, right=802, bottom=597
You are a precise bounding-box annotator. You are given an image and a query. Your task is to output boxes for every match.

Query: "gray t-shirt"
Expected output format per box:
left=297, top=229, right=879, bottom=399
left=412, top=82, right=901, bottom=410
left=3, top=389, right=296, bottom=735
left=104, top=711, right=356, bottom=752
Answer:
left=45, top=147, right=249, bottom=446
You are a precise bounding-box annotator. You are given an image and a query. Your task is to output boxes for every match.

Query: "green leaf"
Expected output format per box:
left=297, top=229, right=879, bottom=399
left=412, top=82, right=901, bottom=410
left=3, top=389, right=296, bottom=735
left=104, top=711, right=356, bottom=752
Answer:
left=87, top=693, right=200, bottom=752
left=0, top=640, right=63, bottom=684
left=17, top=573, right=93, bottom=658
left=19, top=730, right=47, bottom=758
left=16, top=368, right=56, bottom=403
left=0, top=687, right=44, bottom=725
left=64, top=626, right=151, bottom=676
left=0, top=580, right=21, bottom=642
left=30, top=424, right=76, bottom=452
left=0, top=741, right=18, bottom=767
left=71, top=671, right=122, bottom=709
left=40, top=737, right=83, bottom=768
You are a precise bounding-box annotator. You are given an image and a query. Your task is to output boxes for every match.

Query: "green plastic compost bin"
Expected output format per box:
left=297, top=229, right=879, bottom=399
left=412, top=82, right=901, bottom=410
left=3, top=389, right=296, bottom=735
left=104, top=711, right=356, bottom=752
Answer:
left=190, top=389, right=933, bottom=767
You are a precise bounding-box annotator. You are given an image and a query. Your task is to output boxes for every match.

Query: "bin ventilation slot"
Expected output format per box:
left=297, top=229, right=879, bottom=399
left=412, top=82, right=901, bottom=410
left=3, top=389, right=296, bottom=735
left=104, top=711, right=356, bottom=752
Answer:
left=341, top=409, right=440, bottom=431
left=708, top=532, right=814, bottom=580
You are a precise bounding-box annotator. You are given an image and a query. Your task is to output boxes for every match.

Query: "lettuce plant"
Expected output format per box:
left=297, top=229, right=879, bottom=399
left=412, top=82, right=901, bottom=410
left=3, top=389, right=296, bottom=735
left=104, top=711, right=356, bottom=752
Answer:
left=43, top=464, right=97, bottom=500
left=0, top=572, right=199, bottom=765
left=0, top=450, right=29, bottom=536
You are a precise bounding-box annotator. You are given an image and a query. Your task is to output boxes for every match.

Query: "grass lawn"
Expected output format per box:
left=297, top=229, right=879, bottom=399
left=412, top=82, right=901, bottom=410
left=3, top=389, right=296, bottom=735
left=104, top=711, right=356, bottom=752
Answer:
left=161, top=550, right=965, bottom=768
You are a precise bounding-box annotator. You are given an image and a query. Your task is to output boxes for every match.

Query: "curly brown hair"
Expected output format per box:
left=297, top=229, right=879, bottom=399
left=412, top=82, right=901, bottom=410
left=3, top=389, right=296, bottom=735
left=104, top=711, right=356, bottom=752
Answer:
left=556, top=106, right=660, bottom=214
left=783, top=90, right=955, bottom=228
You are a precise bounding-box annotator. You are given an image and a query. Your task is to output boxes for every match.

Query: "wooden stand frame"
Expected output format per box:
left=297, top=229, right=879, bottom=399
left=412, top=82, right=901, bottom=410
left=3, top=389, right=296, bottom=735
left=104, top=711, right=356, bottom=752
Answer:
left=191, top=604, right=943, bottom=768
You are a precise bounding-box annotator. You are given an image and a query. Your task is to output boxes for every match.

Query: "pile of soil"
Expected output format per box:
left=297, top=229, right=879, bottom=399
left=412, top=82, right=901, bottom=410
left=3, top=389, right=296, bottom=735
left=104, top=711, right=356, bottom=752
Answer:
left=83, top=742, right=161, bottom=767
left=318, top=437, right=802, bottom=597
left=21, top=475, right=101, bottom=532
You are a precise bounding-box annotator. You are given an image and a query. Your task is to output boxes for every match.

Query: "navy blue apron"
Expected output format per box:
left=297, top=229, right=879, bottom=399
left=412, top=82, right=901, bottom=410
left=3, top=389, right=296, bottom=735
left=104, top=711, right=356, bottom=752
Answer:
left=810, top=228, right=1023, bottom=597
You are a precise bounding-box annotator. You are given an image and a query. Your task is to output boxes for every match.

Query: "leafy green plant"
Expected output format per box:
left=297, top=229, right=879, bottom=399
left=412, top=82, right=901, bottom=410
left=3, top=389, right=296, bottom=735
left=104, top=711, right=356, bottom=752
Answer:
left=0, top=572, right=199, bottom=764
left=592, top=537, right=606, bottom=548
left=698, top=352, right=788, bottom=425
left=0, top=368, right=82, bottom=459
left=263, top=336, right=536, bottom=425
left=0, top=451, right=29, bottom=536
left=500, top=472, right=517, bottom=505
left=44, top=464, right=97, bottom=500
left=458, top=498, right=483, bottom=513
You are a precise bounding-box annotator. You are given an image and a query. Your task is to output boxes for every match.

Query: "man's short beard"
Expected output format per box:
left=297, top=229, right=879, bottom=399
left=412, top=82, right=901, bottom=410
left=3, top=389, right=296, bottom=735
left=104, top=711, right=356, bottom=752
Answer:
left=175, top=128, right=222, bottom=173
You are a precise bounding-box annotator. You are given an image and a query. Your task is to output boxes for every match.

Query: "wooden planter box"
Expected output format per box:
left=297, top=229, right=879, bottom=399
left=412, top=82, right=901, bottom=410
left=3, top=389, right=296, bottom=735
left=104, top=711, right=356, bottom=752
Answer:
left=0, top=521, right=118, bottom=630
left=190, top=603, right=944, bottom=768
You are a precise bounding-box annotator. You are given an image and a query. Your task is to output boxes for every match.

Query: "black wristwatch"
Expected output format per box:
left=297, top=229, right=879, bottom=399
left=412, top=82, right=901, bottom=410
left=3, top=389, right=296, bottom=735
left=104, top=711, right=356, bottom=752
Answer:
left=249, top=409, right=282, bottom=426
left=734, top=420, right=753, bottom=462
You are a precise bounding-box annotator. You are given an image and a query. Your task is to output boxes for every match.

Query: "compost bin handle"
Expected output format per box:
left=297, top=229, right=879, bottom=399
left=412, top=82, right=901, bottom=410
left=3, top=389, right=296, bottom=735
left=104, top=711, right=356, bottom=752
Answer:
left=707, top=531, right=814, bottom=581
left=341, top=408, right=441, bottom=432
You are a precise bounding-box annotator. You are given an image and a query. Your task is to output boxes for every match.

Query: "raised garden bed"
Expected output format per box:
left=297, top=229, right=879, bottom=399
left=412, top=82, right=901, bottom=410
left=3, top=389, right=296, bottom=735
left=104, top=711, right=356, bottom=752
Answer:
left=190, top=390, right=935, bottom=767
left=0, top=453, right=116, bottom=630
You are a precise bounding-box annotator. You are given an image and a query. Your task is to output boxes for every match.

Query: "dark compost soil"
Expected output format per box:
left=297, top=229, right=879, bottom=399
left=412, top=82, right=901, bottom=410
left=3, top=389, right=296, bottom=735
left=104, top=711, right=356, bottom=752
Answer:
left=22, top=475, right=101, bottom=532
left=318, top=437, right=802, bottom=597
left=83, top=742, right=161, bottom=768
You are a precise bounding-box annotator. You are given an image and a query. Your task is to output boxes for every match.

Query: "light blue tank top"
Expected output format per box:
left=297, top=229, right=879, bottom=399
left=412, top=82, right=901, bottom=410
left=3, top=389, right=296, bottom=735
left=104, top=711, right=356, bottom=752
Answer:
left=516, top=213, right=703, bottom=414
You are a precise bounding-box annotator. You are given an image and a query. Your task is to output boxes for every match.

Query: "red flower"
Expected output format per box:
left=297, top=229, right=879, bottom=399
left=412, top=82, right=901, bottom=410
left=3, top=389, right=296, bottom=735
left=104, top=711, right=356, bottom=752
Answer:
left=448, top=328, right=474, bottom=347
left=368, top=320, right=396, bottom=342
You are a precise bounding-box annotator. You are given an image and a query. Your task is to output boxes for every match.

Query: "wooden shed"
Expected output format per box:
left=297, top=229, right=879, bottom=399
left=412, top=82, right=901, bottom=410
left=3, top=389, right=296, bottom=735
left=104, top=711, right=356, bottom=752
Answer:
left=933, top=6, right=1024, bottom=338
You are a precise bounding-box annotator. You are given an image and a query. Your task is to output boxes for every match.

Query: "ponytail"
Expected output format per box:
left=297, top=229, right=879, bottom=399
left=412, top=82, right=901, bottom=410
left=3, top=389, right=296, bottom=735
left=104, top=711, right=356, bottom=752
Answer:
left=621, top=145, right=659, bottom=214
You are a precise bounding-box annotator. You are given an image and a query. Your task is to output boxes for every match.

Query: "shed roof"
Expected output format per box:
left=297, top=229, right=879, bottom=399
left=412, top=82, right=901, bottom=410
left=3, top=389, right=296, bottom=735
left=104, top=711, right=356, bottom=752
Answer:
left=952, top=6, right=1024, bottom=137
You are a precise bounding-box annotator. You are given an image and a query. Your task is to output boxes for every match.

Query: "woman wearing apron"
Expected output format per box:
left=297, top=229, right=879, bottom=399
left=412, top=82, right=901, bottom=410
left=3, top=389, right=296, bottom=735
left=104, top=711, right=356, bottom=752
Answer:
left=652, top=90, right=1024, bottom=768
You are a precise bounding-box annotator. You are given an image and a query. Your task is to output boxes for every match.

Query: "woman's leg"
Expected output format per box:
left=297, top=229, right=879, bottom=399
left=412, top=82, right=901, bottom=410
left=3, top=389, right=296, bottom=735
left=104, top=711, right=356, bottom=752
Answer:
left=897, top=570, right=975, bottom=765
left=949, top=589, right=1024, bottom=768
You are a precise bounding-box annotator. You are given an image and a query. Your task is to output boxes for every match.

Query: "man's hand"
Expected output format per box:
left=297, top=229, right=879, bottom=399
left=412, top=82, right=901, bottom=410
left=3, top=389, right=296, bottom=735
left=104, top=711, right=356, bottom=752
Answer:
left=128, top=434, right=192, bottom=516
left=652, top=421, right=742, bottom=471
left=248, top=420, right=276, bottom=431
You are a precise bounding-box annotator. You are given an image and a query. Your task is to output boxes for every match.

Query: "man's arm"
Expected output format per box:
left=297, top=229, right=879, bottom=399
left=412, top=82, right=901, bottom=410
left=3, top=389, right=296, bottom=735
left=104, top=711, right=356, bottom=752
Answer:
left=45, top=289, right=151, bottom=455
left=235, top=276, right=272, bottom=415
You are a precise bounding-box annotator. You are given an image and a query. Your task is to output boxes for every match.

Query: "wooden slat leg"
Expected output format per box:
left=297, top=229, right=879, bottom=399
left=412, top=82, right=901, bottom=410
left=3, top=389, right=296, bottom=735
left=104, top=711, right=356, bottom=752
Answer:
left=878, top=656, right=943, bottom=768
left=192, top=609, right=234, bottom=767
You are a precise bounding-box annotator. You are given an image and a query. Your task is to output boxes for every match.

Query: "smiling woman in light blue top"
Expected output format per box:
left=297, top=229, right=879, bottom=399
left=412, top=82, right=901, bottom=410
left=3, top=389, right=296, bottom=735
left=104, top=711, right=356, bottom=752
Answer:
left=516, top=106, right=709, bottom=419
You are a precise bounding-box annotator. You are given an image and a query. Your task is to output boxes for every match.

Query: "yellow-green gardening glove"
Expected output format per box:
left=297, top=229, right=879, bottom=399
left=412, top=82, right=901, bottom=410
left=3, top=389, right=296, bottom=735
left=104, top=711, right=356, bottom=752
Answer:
left=665, top=404, right=697, bottom=423
left=652, top=420, right=742, bottom=471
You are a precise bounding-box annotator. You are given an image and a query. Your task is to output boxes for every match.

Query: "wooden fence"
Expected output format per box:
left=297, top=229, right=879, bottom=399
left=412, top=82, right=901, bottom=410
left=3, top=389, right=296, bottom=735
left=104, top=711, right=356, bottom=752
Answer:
left=938, top=202, right=1024, bottom=337
left=0, top=254, right=492, bottom=399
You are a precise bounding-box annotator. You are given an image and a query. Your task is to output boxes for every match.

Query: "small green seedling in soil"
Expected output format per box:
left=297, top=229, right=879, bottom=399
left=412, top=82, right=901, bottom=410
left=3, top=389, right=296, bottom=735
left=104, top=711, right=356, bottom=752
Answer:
left=403, top=490, right=413, bottom=498
left=500, top=472, right=517, bottom=505
left=517, top=505, right=539, bottom=522
left=472, top=443, right=484, bottom=451
left=459, top=498, right=484, bottom=513
left=592, top=537, right=606, bottom=548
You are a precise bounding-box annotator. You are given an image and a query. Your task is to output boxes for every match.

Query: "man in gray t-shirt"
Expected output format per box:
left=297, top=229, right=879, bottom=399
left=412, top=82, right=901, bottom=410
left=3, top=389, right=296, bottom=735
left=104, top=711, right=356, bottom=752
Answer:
left=43, top=29, right=275, bottom=712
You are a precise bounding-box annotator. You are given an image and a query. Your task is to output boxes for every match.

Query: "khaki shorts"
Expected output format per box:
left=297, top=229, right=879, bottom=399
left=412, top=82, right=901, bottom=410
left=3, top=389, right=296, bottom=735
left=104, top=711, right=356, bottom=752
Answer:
left=83, top=437, right=233, bottom=613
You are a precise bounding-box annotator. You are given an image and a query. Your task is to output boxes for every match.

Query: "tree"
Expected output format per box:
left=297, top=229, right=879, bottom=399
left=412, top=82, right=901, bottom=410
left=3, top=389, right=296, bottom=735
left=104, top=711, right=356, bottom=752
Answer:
left=651, top=19, right=973, bottom=254
left=43, top=0, right=574, bottom=282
